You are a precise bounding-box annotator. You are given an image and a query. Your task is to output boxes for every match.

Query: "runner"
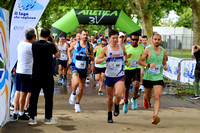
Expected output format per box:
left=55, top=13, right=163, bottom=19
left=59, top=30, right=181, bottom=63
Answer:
left=123, top=32, right=144, bottom=113
left=68, top=29, right=94, bottom=113
left=93, top=38, right=107, bottom=95
left=138, top=34, right=168, bottom=125
left=57, top=36, right=68, bottom=86
left=141, top=35, right=150, bottom=49
left=96, top=29, right=129, bottom=123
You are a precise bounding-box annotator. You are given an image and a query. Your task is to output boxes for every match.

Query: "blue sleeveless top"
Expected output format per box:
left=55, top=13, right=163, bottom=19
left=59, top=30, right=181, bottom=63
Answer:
left=71, top=41, right=90, bottom=70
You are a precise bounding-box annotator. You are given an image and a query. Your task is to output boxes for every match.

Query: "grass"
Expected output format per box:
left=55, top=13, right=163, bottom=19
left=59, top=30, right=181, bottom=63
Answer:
left=166, top=49, right=192, bottom=58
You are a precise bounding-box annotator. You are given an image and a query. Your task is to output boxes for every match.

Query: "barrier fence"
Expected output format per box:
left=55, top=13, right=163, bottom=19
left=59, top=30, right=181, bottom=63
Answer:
left=163, top=56, right=195, bottom=85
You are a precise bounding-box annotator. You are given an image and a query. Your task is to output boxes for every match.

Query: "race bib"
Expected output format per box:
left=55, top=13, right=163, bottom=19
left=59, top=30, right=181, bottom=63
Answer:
left=130, top=59, right=139, bottom=67
left=61, top=52, right=67, bottom=59
left=109, top=62, right=122, bottom=70
left=149, top=65, right=161, bottom=74
left=75, top=60, right=86, bottom=69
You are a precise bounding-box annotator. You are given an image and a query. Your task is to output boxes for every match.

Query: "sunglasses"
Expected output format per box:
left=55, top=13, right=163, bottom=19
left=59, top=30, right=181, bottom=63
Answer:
left=132, top=39, right=139, bottom=41
left=102, top=43, right=108, bottom=46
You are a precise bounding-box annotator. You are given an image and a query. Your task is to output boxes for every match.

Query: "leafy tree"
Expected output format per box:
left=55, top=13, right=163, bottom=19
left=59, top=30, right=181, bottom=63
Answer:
left=175, top=8, right=192, bottom=28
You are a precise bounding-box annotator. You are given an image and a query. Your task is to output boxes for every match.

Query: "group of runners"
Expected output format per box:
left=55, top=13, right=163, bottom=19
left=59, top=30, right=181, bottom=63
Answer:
left=65, top=29, right=167, bottom=125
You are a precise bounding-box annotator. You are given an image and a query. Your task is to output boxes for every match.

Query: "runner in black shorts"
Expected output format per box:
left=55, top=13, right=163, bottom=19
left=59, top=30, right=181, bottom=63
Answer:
left=123, top=32, right=144, bottom=113
left=93, top=39, right=107, bottom=95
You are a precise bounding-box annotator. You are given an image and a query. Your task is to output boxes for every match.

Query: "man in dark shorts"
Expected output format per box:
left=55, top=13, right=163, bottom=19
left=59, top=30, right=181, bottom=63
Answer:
left=138, top=34, right=168, bottom=125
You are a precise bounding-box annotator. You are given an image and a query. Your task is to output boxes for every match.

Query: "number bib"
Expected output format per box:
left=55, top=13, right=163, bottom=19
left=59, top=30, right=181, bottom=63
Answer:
left=149, top=65, right=161, bottom=74
left=130, top=59, right=139, bottom=67
left=60, top=52, right=67, bottom=60
left=75, top=60, right=86, bottom=69
left=109, top=62, right=122, bottom=70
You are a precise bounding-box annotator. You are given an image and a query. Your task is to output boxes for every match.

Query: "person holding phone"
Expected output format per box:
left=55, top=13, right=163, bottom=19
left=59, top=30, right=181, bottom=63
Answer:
left=191, top=45, right=200, bottom=99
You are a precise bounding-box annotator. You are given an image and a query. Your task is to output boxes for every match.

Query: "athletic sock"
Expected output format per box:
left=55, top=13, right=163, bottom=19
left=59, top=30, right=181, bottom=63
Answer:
left=125, top=101, right=128, bottom=104
left=14, top=110, right=19, bottom=114
left=99, top=88, right=102, bottom=91
left=115, top=104, right=119, bottom=113
left=108, top=112, right=112, bottom=120
left=73, top=93, right=76, bottom=95
left=19, top=111, right=24, bottom=116
left=76, top=102, right=79, bottom=104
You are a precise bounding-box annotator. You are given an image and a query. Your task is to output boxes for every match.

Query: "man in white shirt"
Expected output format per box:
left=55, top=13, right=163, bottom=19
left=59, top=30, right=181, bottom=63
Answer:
left=13, top=28, right=36, bottom=120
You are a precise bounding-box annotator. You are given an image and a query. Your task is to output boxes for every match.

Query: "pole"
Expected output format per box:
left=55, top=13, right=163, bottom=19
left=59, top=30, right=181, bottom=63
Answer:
left=181, top=35, right=183, bottom=58
left=169, top=35, right=171, bottom=56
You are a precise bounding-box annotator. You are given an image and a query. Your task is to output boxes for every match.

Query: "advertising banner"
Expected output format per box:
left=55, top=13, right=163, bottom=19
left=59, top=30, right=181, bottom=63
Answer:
left=10, top=0, right=49, bottom=70
left=163, top=56, right=182, bottom=80
left=180, top=59, right=196, bottom=85
left=0, top=7, right=10, bottom=128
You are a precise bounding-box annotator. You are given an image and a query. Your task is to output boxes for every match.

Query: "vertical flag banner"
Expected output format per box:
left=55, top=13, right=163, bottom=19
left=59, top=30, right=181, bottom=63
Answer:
left=10, top=0, right=49, bottom=70
left=0, top=7, right=10, bottom=128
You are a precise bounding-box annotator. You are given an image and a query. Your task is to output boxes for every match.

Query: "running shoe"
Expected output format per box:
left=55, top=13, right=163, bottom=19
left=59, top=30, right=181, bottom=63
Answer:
left=86, top=78, right=90, bottom=83
left=98, top=91, right=103, bottom=96
left=143, top=98, right=150, bottom=109
left=123, top=102, right=128, bottom=113
left=139, top=84, right=145, bottom=92
left=69, top=93, right=76, bottom=105
left=44, top=117, right=57, bottom=124
left=131, top=98, right=137, bottom=110
left=10, top=104, right=14, bottom=111
left=18, top=113, right=29, bottom=120
left=58, top=79, right=62, bottom=85
left=119, top=98, right=125, bottom=105
left=74, top=103, right=81, bottom=113
left=12, top=113, right=18, bottom=120
left=28, top=118, right=37, bottom=125
left=152, top=116, right=160, bottom=125
left=190, top=95, right=200, bottom=100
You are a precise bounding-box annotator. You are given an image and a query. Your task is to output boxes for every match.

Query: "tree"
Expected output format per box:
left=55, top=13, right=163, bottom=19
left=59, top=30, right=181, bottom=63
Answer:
left=175, top=8, right=193, bottom=28
left=186, top=0, right=200, bottom=45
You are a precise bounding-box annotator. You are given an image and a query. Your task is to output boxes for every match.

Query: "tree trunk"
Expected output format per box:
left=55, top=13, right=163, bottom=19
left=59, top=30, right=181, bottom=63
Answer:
left=141, top=13, right=153, bottom=41
left=191, top=1, right=200, bottom=45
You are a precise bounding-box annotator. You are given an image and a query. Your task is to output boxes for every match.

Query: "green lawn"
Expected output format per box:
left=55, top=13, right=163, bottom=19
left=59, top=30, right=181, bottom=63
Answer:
left=166, top=49, right=192, bottom=58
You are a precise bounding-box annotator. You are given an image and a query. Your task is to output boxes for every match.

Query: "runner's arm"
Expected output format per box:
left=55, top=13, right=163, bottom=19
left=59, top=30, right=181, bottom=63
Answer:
left=162, top=50, right=168, bottom=71
left=138, top=47, right=150, bottom=67
left=68, top=42, right=75, bottom=64
left=87, top=43, right=94, bottom=61
left=52, top=36, right=60, bottom=58
left=96, top=47, right=107, bottom=64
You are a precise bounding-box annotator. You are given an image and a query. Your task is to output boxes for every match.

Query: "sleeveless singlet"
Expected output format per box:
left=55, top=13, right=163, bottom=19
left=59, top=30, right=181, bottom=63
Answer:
left=71, top=41, right=90, bottom=70
left=95, top=46, right=106, bottom=68
left=58, top=43, right=68, bottom=61
left=143, top=46, right=164, bottom=81
left=105, top=43, right=124, bottom=77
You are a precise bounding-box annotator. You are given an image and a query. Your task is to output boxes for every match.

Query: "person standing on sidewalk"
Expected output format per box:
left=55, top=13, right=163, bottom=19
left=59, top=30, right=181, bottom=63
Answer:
left=13, top=28, right=36, bottom=120
left=138, top=34, right=168, bottom=125
left=28, top=28, right=60, bottom=125
left=191, top=45, right=200, bottom=99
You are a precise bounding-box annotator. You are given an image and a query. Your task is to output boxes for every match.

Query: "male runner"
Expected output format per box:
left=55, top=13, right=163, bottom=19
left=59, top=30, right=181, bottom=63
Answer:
left=96, top=29, right=129, bottom=123
left=93, top=38, right=107, bottom=95
left=123, top=32, right=144, bottom=113
left=138, top=34, right=168, bottom=125
left=57, top=36, right=68, bottom=86
left=68, top=29, right=94, bottom=113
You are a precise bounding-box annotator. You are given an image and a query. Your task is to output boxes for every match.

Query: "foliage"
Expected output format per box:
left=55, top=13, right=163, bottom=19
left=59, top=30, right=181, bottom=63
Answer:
left=174, top=8, right=193, bottom=29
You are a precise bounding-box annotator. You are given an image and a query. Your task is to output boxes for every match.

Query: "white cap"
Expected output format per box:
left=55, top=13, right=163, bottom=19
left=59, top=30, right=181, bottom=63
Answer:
left=119, top=32, right=125, bottom=37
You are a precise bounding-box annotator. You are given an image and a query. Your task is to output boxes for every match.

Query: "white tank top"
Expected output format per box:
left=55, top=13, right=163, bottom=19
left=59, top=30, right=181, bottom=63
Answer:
left=58, top=43, right=68, bottom=61
left=105, top=43, right=124, bottom=77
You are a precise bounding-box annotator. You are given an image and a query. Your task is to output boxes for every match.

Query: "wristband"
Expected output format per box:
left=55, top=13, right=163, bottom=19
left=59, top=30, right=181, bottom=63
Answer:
left=125, top=60, right=128, bottom=63
left=147, top=64, right=150, bottom=68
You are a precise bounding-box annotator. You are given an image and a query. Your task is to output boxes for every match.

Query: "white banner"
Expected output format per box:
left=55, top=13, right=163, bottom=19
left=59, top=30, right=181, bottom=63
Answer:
left=10, top=0, right=49, bottom=70
left=180, top=59, right=196, bottom=85
left=0, top=7, right=10, bottom=128
left=163, top=56, right=182, bottom=80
